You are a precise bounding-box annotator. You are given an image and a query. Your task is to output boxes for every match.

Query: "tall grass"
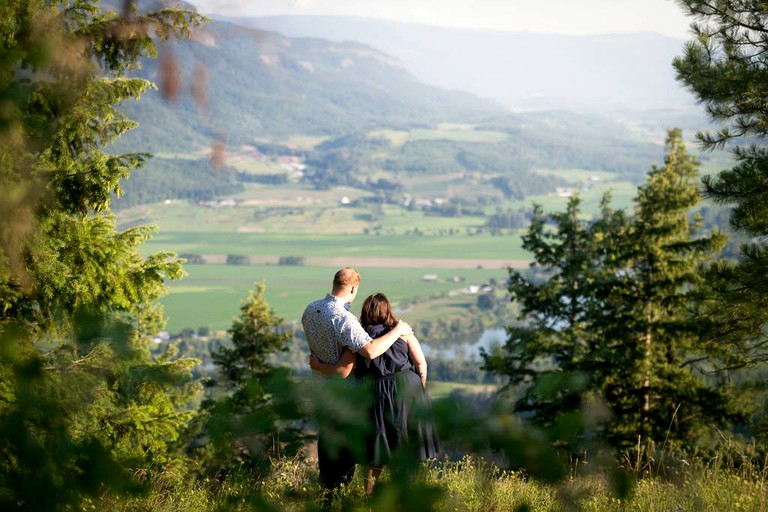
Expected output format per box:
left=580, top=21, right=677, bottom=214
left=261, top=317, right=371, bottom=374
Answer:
left=98, top=450, right=768, bottom=511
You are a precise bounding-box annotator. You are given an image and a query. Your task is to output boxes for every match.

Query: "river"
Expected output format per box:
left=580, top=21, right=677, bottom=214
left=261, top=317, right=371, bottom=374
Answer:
left=422, top=327, right=507, bottom=360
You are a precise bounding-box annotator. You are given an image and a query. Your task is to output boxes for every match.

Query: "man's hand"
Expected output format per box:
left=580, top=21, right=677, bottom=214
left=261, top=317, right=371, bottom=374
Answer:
left=310, top=350, right=355, bottom=377
left=396, top=320, right=413, bottom=338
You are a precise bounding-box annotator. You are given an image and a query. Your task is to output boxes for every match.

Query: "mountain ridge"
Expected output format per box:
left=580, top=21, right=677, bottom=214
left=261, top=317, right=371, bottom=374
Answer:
left=109, top=8, right=670, bottom=209
left=227, top=14, right=695, bottom=113
left=117, top=15, right=505, bottom=152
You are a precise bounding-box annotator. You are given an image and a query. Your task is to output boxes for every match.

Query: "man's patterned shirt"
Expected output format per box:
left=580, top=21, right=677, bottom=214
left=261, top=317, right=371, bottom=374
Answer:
left=302, top=294, right=372, bottom=364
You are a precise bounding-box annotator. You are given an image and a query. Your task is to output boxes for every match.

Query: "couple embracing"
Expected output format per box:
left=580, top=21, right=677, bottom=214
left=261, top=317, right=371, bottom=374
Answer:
left=302, top=267, right=440, bottom=497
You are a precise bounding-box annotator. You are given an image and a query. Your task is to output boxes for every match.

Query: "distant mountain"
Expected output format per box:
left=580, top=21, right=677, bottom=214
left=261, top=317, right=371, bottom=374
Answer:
left=226, top=15, right=696, bottom=114
left=116, top=13, right=666, bottom=154
left=110, top=9, right=672, bottom=209
left=117, top=17, right=503, bottom=152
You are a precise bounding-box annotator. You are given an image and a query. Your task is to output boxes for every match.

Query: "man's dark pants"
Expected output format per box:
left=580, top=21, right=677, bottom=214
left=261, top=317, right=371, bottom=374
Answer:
left=317, top=429, right=356, bottom=490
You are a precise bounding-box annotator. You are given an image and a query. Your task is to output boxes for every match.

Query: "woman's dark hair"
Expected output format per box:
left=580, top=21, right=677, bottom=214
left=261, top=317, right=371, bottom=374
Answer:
left=360, top=293, right=398, bottom=329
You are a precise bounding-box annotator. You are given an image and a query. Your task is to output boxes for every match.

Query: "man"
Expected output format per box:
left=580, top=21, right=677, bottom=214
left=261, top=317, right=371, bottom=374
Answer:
left=302, top=267, right=412, bottom=493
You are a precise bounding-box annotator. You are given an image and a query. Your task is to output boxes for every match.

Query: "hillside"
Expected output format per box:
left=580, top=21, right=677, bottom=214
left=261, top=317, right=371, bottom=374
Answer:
left=228, top=15, right=696, bottom=113
left=111, top=7, right=669, bottom=210
left=116, top=18, right=502, bottom=152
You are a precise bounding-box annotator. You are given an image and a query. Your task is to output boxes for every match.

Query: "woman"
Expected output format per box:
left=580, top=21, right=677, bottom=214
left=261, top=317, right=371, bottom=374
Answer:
left=310, top=293, right=440, bottom=496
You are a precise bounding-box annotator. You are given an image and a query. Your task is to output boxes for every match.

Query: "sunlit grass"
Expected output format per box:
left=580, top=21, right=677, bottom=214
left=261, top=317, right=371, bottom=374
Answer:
left=96, top=453, right=768, bottom=511
left=410, top=127, right=509, bottom=143
left=252, top=135, right=330, bottom=150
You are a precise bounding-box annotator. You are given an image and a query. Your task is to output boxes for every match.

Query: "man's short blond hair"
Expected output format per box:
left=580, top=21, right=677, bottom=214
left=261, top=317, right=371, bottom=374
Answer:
left=333, top=267, right=360, bottom=291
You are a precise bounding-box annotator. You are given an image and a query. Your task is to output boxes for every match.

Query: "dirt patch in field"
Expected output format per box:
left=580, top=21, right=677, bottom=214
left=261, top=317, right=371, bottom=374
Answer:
left=306, top=256, right=528, bottom=269
left=236, top=225, right=267, bottom=233
left=199, top=255, right=529, bottom=269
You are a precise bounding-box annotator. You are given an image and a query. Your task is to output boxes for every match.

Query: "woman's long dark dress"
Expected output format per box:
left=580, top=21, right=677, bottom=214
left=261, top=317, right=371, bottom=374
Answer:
left=356, top=324, right=440, bottom=466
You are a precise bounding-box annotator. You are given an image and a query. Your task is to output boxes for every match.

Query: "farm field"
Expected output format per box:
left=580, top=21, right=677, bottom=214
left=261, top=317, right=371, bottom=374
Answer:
left=160, top=263, right=510, bottom=332
left=140, top=231, right=532, bottom=261
left=119, top=128, right=645, bottom=232
left=118, top=146, right=650, bottom=334
left=120, top=179, right=640, bottom=235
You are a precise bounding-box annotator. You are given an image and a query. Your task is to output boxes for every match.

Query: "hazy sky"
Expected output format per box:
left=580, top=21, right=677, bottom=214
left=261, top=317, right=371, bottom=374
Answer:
left=186, top=0, right=693, bottom=39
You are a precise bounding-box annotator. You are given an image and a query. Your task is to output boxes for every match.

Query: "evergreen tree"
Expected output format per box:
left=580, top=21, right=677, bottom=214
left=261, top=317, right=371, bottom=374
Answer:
left=483, top=192, right=629, bottom=450
left=485, top=130, right=741, bottom=455
left=673, top=0, right=768, bottom=367
left=199, top=283, right=306, bottom=474
left=600, top=129, right=737, bottom=451
left=0, top=1, right=206, bottom=507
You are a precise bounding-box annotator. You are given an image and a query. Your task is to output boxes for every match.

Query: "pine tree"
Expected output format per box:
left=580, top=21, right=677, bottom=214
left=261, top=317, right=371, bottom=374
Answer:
left=483, top=193, right=629, bottom=449
left=673, top=0, right=768, bottom=367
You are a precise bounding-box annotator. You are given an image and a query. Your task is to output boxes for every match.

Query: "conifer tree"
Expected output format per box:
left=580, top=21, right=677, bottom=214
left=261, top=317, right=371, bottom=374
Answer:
left=485, top=130, right=742, bottom=454
left=484, top=194, right=627, bottom=450
left=600, top=129, right=737, bottom=450
left=0, top=1, right=206, bottom=506
left=200, top=283, right=306, bottom=474
left=483, top=194, right=627, bottom=447
left=673, top=0, right=768, bottom=367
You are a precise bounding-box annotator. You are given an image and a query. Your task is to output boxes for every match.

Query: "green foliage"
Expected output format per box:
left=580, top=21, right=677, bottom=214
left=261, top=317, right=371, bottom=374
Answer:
left=483, top=193, right=623, bottom=450
left=0, top=0, right=206, bottom=507
left=674, top=0, right=768, bottom=372
left=179, top=253, right=205, bottom=264
left=600, top=129, right=735, bottom=450
left=225, top=254, right=250, bottom=265
left=215, top=283, right=291, bottom=395
left=196, top=283, right=305, bottom=474
left=477, top=111, right=664, bottom=177
left=484, top=208, right=528, bottom=233
left=673, top=1, right=768, bottom=147
left=278, top=256, right=306, bottom=266
left=476, top=294, right=494, bottom=311
left=114, top=157, right=244, bottom=210
left=0, top=312, right=201, bottom=509
left=484, top=129, right=740, bottom=455
left=0, top=0, right=203, bottom=321
left=0, top=322, right=138, bottom=510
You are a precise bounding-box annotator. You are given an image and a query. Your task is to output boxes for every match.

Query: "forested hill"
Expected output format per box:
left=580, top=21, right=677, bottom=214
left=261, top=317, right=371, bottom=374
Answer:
left=116, top=16, right=503, bottom=152
left=111, top=3, right=667, bottom=209
left=114, top=6, right=663, bottom=155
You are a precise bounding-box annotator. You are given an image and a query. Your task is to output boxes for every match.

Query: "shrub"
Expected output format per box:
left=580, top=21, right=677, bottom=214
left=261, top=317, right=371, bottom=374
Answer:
left=226, top=254, right=250, bottom=265
left=180, top=253, right=206, bottom=264
left=278, top=256, right=306, bottom=266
